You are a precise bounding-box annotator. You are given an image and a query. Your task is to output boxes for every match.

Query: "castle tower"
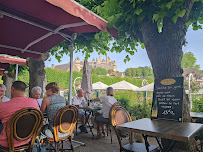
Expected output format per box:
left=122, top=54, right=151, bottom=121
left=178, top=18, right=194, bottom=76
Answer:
left=108, top=56, right=111, bottom=63
left=106, top=54, right=109, bottom=63
left=74, top=57, right=81, bottom=71
left=112, top=61, right=117, bottom=71
left=74, top=57, right=80, bottom=63
left=96, top=56, right=101, bottom=64
left=52, top=64, right=55, bottom=69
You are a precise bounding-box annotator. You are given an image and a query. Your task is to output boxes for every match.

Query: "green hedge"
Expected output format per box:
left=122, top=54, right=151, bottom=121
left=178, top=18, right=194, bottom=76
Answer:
left=18, top=69, right=29, bottom=86
left=114, top=90, right=152, bottom=120
left=14, top=68, right=154, bottom=91
left=45, top=68, right=153, bottom=89
left=191, top=95, right=203, bottom=112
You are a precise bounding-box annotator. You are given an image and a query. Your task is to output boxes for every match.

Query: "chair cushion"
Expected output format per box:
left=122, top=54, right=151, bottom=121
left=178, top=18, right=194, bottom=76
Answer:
left=118, top=129, right=129, bottom=138
left=122, top=142, right=158, bottom=152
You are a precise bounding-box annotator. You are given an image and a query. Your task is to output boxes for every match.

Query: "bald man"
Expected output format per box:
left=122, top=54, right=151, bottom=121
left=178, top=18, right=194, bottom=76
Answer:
left=72, top=89, right=89, bottom=133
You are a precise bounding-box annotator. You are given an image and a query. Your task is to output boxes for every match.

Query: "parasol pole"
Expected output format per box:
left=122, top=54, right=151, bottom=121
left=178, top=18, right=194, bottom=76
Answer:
left=68, top=42, right=73, bottom=105
left=15, top=64, right=18, bottom=80
left=68, top=33, right=77, bottom=105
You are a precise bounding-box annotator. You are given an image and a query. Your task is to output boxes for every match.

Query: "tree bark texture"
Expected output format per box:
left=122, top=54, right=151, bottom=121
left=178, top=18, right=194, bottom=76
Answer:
left=2, top=72, right=15, bottom=98
left=139, top=1, right=195, bottom=150
left=141, top=17, right=191, bottom=122
left=27, top=53, right=48, bottom=97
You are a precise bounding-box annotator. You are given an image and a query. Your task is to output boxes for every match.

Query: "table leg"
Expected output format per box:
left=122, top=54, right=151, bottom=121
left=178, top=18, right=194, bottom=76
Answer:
left=85, top=110, right=95, bottom=138
left=87, top=120, right=94, bottom=138
left=142, top=134, right=150, bottom=152
left=155, top=137, right=163, bottom=150
left=164, top=140, right=176, bottom=152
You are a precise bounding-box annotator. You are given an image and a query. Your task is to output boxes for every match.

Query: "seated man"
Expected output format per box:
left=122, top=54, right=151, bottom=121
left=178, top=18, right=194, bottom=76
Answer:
left=0, top=81, right=39, bottom=148
left=72, top=89, right=89, bottom=133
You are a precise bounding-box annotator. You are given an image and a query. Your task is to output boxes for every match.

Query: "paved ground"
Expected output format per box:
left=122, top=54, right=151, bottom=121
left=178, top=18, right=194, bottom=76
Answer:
left=34, top=127, right=159, bottom=152
left=33, top=126, right=194, bottom=152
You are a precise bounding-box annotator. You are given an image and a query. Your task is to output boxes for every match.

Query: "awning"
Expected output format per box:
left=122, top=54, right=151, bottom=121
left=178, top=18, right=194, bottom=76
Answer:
left=0, top=56, right=27, bottom=65
left=138, top=83, right=154, bottom=92
left=92, top=81, right=108, bottom=90
left=0, top=0, right=118, bottom=104
left=109, top=80, right=140, bottom=91
left=0, top=0, right=118, bottom=59
left=0, top=55, right=27, bottom=74
left=0, top=63, right=9, bottom=74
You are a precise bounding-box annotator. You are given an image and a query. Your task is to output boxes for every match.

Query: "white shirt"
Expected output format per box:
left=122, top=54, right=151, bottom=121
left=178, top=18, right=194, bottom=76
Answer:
left=100, top=96, right=117, bottom=118
left=37, top=98, right=43, bottom=107
left=2, top=96, right=10, bottom=102
left=72, top=96, right=87, bottom=107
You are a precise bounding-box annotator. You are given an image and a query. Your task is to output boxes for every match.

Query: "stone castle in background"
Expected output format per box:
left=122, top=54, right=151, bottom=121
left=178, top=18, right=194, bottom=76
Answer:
left=52, top=54, right=117, bottom=72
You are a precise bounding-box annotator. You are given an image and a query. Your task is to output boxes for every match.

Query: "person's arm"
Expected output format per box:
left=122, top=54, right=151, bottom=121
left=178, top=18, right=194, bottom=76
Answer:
left=72, top=97, right=76, bottom=105
left=93, top=97, right=100, bottom=102
left=0, top=102, right=7, bottom=119
left=40, top=97, right=50, bottom=114
left=82, top=98, right=89, bottom=107
left=0, top=95, right=4, bottom=103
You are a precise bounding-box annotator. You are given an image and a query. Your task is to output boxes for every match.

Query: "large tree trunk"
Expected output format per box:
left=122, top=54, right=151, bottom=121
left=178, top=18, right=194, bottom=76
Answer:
left=27, top=53, right=49, bottom=97
left=141, top=18, right=191, bottom=122
left=2, top=71, right=15, bottom=99
left=139, top=1, right=194, bottom=151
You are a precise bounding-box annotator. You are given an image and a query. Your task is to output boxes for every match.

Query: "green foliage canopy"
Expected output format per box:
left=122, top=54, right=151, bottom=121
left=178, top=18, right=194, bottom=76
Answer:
left=91, top=67, right=108, bottom=75
left=49, top=0, right=203, bottom=63
left=181, top=52, right=200, bottom=70
left=125, top=66, right=153, bottom=77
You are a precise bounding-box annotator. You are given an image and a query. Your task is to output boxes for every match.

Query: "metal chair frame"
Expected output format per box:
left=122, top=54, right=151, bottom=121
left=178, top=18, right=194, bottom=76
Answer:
left=43, top=105, right=79, bottom=152
left=111, top=105, right=158, bottom=152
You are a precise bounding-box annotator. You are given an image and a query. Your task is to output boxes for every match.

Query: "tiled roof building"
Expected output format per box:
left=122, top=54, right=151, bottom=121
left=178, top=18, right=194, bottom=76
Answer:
left=182, top=68, right=203, bottom=81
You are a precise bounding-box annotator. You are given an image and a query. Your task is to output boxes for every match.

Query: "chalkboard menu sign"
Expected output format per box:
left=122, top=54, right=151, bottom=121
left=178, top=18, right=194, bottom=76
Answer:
left=152, top=77, right=183, bottom=122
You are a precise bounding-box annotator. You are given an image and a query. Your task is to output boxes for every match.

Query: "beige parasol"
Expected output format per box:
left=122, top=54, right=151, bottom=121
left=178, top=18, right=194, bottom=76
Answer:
left=139, top=83, right=154, bottom=91
left=109, top=80, right=139, bottom=91
left=92, top=81, right=108, bottom=90
left=81, top=60, right=93, bottom=100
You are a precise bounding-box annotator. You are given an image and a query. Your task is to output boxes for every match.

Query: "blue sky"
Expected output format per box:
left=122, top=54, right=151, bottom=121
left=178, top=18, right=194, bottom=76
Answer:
left=45, top=26, right=203, bottom=72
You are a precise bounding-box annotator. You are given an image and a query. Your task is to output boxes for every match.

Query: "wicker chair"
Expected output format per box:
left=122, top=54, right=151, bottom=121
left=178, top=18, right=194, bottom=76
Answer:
left=2, top=108, right=43, bottom=152
left=110, top=105, right=158, bottom=152
left=43, top=105, right=79, bottom=152
left=107, top=102, right=122, bottom=144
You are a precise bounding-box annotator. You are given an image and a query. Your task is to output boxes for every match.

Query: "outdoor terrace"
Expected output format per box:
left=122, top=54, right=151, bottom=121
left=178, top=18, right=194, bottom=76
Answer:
left=33, top=127, right=190, bottom=152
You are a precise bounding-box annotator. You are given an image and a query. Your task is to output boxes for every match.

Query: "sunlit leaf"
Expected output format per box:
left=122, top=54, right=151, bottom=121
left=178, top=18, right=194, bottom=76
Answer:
left=178, top=9, right=186, bottom=17
left=135, top=8, right=143, bottom=15
left=166, top=1, right=173, bottom=9
left=153, top=14, right=159, bottom=22
left=172, top=15, right=178, bottom=23
left=141, top=43, right=145, bottom=49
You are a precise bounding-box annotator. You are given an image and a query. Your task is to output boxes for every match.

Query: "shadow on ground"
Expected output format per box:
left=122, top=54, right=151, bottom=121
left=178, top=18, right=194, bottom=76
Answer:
left=34, top=127, right=160, bottom=152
